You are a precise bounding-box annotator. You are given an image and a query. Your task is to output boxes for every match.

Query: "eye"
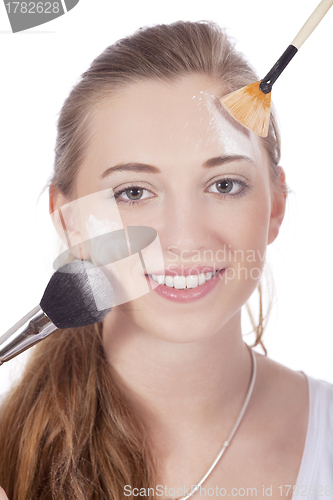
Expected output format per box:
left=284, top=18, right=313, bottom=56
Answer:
left=207, top=178, right=248, bottom=197
left=113, top=186, right=154, bottom=205
left=122, top=187, right=145, bottom=200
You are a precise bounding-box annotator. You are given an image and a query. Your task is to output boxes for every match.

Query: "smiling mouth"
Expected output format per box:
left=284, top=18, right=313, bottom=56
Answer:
left=147, top=269, right=223, bottom=289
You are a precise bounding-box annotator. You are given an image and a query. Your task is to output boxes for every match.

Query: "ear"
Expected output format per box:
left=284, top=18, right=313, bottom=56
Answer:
left=267, top=166, right=287, bottom=245
left=49, top=184, right=90, bottom=260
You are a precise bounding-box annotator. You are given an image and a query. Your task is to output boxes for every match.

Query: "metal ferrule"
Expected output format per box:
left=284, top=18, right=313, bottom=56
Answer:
left=0, top=306, right=57, bottom=365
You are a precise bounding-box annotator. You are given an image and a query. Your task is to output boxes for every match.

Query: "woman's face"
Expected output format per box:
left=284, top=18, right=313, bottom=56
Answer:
left=59, top=74, right=285, bottom=343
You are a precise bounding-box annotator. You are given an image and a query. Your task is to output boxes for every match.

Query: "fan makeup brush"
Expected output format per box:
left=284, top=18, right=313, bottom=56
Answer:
left=220, top=0, right=333, bottom=137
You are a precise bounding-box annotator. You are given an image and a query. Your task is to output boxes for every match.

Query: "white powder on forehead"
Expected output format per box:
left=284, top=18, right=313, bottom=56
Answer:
left=199, top=91, right=261, bottom=160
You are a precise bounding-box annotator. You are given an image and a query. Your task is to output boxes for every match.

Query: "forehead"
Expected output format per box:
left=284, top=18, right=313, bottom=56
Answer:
left=82, top=74, right=264, bottom=173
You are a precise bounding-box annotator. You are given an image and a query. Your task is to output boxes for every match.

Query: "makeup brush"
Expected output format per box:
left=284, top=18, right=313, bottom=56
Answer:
left=220, top=0, right=333, bottom=137
left=0, top=259, right=114, bottom=365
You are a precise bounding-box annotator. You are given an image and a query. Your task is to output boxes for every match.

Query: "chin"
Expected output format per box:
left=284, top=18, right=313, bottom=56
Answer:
left=123, top=305, right=235, bottom=344
left=148, top=327, right=216, bottom=344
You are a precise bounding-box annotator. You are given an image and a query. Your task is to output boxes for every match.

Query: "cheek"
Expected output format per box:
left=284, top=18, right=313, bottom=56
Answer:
left=242, top=197, right=271, bottom=248
left=213, top=192, right=271, bottom=275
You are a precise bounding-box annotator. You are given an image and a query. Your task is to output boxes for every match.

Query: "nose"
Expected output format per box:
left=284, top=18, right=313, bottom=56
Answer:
left=160, top=191, right=213, bottom=262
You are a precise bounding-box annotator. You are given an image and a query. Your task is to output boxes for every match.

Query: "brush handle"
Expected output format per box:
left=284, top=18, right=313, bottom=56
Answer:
left=260, top=45, right=298, bottom=94
left=0, top=306, right=57, bottom=365
left=260, top=0, right=332, bottom=94
left=292, top=0, right=333, bottom=49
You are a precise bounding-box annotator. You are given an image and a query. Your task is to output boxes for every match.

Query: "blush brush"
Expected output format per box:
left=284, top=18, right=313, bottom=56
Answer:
left=220, top=0, right=333, bottom=137
left=0, top=259, right=114, bottom=365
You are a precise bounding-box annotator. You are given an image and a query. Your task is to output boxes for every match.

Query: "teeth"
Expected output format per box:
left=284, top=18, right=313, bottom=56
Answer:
left=165, top=276, right=174, bottom=287
left=174, top=276, right=187, bottom=289
left=186, top=274, right=198, bottom=288
left=150, top=270, right=220, bottom=289
left=198, top=273, right=206, bottom=285
left=157, top=275, right=165, bottom=285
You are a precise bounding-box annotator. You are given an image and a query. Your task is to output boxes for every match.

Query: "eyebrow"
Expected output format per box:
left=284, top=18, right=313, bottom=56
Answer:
left=101, top=155, right=253, bottom=178
left=202, top=155, right=254, bottom=168
left=101, top=163, right=160, bottom=178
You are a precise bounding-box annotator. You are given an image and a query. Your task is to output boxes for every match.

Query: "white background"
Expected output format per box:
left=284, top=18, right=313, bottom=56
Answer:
left=0, top=0, right=332, bottom=397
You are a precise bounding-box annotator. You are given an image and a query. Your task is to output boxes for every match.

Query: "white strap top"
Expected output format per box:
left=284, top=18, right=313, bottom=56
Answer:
left=293, top=373, right=333, bottom=499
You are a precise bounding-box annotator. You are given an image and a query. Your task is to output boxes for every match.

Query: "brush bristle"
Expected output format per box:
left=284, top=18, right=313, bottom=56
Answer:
left=40, top=260, right=114, bottom=328
left=220, top=81, right=271, bottom=137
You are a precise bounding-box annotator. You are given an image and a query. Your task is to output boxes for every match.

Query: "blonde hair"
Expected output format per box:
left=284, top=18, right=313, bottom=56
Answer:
left=0, top=20, right=283, bottom=499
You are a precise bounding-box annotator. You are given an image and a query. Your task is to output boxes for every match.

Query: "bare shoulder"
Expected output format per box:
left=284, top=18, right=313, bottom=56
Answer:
left=248, top=349, right=309, bottom=452
left=220, top=349, right=310, bottom=493
left=253, top=349, right=308, bottom=403
left=207, top=351, right=309, bottom=496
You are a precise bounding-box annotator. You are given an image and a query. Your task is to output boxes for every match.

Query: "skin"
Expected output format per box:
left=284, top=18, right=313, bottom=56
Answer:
left=0, top=488, right=7, bottom=500
left=46, top=75, right=308, bottom=498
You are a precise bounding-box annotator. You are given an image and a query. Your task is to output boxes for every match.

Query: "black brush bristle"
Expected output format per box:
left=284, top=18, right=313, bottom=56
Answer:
left=40, top=260, right=114, bottom=328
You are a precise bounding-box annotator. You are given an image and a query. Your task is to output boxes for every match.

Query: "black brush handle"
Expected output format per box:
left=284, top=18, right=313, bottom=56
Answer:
left=259, top=45, right=298, bottom=94
left=259, top=0, right=333, bottom=94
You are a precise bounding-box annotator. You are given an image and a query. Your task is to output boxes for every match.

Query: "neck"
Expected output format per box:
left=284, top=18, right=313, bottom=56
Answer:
left=102, top=308, right=253, bottom=460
